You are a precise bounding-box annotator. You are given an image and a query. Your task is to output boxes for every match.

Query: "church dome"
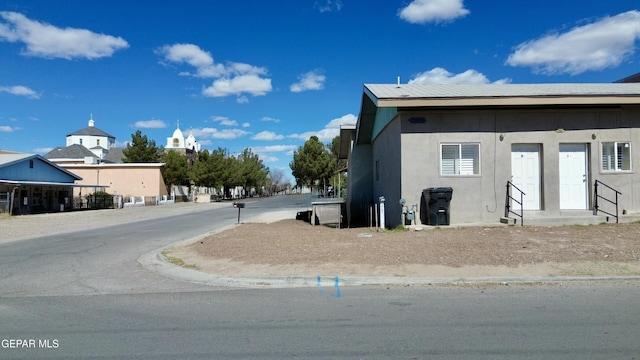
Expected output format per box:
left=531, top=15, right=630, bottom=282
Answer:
left=172, top=127, right=184, bottom=139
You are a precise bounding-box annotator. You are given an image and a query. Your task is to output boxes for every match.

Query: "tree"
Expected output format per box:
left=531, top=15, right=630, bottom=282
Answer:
left=328, top=135, right=347, bottom=197
left=122, top=130, right=162, bottom=163
left=239, top=148, right=269, bottom=193
left=267, top=168, right=286, bottom=195
left=189, top=149, right=216, bottom=187
left=162, top=150, right=189, bottom=189
left=289, top=136, right=332, bottom=191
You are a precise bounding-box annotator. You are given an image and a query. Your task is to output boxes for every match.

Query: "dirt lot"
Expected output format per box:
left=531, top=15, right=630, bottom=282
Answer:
left=167, top=219, right=640, bottom=278
left=2, top=203, right=639, bottom=279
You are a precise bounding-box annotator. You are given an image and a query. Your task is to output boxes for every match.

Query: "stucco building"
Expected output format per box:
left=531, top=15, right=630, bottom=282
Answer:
left=45, top=117, right=167, bottom=200
left=343, top=83, right=640, bottom=228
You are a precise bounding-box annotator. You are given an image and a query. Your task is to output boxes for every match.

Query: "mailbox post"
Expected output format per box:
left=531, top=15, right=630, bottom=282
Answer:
left=233, top=201, right=245, bottom=224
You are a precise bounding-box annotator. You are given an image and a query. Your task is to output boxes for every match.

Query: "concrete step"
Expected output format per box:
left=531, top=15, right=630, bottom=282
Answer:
left=501, top=212, right=640, bottom=226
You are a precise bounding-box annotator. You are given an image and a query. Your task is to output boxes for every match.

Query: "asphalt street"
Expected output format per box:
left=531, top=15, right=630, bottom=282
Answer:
left=1, top=195, right=639, bottom=359
left=2, top=285, right=640, bottom=359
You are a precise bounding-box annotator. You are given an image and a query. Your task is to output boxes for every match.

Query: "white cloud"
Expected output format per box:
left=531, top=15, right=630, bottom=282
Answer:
left=134, top=119, right=167, bottom=129
left=252, top=145, right=298, bottom=163
left=115, top=140, right=129, bottom=148
left=33, top=147, right=52, bottom=154
left=190, top=127, right=250, bottom=140
left=408, top=67, right=511, bottom=84
left=252, top=145, right=298, bottom=153
left=252, top=131, right=284, bottom=141
left=288, top=114, right=356, bottom=142
left=261, top=116, right=281, bottom=123
left=0, top=125, right=15, bottom=132
left=158, top=43, right=272, bottom=99
left=315, top=0, right=343, bottom=13
left=242, top=122, right=250, bottom=128
left=211, top=116, right=238, bottom=127
left=290, top=70, right=326, bottom=92
left=0, top=11, right=128, bottom=60
left=203, top=74, right=272, bottom=97
left=506, top=10, right=640, bottom=75
left=257, top=154, right=279, bottom=163
left=398, top=0, right=469, bottom=24
left=157, top=43, right=224, bottom=78
left=0, top=85, right=40, bottom=98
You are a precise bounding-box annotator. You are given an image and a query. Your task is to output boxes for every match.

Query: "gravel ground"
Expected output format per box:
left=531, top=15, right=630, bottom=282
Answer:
left=3, top=204, right=640, bottom=279
left=168, top=218, right=640, bottom=278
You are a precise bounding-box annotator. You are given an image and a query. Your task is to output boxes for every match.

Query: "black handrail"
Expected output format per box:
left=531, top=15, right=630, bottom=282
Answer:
left=505, top=181, right=526, bottom=226
left=593, top=180, right=622, bottom=223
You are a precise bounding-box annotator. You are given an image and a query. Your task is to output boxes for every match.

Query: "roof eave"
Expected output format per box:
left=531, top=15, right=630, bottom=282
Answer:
left=376, top=95, right=640, bottom=108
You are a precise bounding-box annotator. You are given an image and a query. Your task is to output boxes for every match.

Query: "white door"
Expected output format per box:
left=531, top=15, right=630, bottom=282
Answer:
left=559, top=144, right=588, bottom=209
left=511, top=144, right=541, bottom=210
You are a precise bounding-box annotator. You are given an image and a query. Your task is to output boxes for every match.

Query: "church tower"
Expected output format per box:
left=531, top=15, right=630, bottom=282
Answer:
left=166, top=120, right=201, bottom=153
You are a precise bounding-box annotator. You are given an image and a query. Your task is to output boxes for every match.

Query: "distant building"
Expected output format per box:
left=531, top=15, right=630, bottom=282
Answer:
left=616, top=72, right=640, bottom=83
left=66, top=116, right=116, bottom=160
left=166, top=122, right=201, bottom=153
left=0, top=152, right=83, bottom=214
left=44, top=117, right=167, bottom=200
left=46, top=116, right=123, bottom=164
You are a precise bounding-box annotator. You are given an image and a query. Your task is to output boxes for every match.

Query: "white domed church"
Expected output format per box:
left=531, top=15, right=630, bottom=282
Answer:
left=166, top=122, right=201, bottom=153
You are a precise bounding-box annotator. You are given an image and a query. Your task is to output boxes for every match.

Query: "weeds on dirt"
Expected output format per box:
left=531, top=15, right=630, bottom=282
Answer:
left=387, top=224, right=409, bottom=233
left=162, top=249, right=197, bottom=269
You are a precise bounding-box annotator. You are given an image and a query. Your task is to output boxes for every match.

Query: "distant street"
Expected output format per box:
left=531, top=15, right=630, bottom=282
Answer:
left=1, top=195, right=639, bottom=359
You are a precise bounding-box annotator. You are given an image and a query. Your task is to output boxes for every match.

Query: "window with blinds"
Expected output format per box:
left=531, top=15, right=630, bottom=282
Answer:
left=602, top=142, right=631, bottom=171
left=441, top=143, right=480, bottom=175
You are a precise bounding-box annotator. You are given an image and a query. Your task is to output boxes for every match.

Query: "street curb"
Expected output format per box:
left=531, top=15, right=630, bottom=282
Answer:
left=138, top=211, right=640, bottom=289
left=140, top=249, right=640, bottom=289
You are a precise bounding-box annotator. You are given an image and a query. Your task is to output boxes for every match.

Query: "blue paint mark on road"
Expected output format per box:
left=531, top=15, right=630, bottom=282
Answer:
left=332, top=276, right=342, bottom=298
left=317, top=275, right=324, bottom=295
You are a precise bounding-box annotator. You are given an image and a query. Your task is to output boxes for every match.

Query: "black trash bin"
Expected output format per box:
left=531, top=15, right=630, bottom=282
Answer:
left=421, top=187, right=453, bottom=226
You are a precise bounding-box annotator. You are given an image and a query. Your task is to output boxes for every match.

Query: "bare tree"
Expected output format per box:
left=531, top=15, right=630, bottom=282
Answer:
left=268, top=168, right=286, bottom=195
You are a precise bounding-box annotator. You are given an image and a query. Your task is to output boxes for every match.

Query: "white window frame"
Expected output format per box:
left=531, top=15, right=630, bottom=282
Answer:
left=601, top=141, right=632, bottom=172
left=440, top=143, right=480, bottom=176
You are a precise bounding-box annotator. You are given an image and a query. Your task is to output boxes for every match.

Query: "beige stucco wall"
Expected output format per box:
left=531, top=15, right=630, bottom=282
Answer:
left=389, top=107, right=640, bottom=226
left=63, top=165, right=168, bottom=198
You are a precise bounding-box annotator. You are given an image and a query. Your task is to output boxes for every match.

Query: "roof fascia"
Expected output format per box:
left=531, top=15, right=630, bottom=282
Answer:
left=376, top=95, right=640, bottom=108
left=355, top=89, right=379, bottom=145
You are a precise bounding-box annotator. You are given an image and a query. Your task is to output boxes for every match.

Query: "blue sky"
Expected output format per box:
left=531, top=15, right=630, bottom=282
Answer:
left=1, top=0, right=640, bottom=182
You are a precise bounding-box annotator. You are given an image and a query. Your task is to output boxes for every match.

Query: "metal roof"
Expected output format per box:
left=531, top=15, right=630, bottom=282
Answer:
left=364, top=83, right=640, bottom=107
left=0, top=153, right=32, bottom=166
left=0, top=153, right=82, bottom=181
left=0, top=179, right=104, bottom=188
left=44, top=144, right=97, bottom=160
left=67, top=125, right=115, bottom=138
left=354, top=83, right=640, bottom=147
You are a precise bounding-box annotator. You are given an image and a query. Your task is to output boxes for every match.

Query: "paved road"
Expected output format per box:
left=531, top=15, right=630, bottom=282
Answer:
left=0, top=195, right=311, bottom=297
left=2, top=285, right=639, bottom=359
left=1, top=195, right=639, bottom=359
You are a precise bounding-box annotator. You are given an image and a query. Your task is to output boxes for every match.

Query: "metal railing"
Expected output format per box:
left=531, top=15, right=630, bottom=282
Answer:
left=505, top=181, right=526, bottom=226
left=593, top=180, right=622, bottom=223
